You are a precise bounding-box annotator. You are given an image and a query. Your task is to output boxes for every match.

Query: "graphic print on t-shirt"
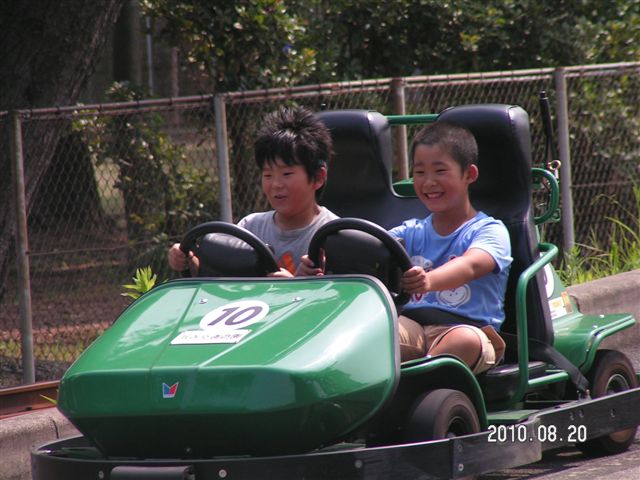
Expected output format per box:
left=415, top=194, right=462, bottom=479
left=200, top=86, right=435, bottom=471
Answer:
left=279, top=252, right=296, bottom=274
left=436, top=285, right=471, bottom=308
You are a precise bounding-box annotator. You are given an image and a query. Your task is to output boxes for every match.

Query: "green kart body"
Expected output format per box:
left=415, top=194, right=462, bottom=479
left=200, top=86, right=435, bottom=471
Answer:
left=58, top=276, right=401, bottom=458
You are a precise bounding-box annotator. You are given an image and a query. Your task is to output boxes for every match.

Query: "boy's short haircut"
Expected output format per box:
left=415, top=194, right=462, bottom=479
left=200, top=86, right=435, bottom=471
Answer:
left=410, top=121, right=478, bottom=171
left=254, top=106, right=333, bottom=198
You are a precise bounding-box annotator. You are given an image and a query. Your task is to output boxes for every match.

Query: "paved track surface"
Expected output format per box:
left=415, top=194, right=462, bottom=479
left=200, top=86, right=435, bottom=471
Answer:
left=481, top=344, right=640, bottom=480
left=481, top=433, right=640, bottom=479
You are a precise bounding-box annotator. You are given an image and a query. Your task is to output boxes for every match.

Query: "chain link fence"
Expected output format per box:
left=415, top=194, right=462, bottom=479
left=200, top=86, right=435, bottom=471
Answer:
left=2, top=62, right=640, bottom=387
left=1, top=97, right=220, bottom=386
left=563, top=64, right=640, bottom=248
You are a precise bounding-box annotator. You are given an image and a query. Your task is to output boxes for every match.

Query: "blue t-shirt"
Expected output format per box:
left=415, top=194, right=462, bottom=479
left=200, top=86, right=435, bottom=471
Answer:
left=389, top=212, right=512, bottom=330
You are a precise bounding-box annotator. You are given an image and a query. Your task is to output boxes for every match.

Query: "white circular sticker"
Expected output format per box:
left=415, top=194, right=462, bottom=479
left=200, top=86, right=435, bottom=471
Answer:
left=199, top=300, right=269, bottom=331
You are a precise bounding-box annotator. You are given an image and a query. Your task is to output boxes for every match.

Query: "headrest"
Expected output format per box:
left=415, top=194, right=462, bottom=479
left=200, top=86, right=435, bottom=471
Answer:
left=437, top=104, right=532, bottom=225
left=318, top=105, right=532, bottom=230
left=318, top=109, right=426, bottom=228
left=318, top=109, right=393, bottom=200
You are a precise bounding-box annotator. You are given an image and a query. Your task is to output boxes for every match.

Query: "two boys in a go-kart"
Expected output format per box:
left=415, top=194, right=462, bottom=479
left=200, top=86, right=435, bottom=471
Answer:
left=168, top=105, right=510, bottom=375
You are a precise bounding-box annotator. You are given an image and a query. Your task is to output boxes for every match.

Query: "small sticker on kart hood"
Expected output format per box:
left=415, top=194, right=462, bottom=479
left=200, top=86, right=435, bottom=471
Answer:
left=171, top=329, right=250, bottom=345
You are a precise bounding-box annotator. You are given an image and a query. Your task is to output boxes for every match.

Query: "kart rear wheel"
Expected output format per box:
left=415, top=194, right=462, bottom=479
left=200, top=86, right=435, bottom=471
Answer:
left=404, top=388, right=481, bottom=442
left=576, top=349, right=639, bottom=456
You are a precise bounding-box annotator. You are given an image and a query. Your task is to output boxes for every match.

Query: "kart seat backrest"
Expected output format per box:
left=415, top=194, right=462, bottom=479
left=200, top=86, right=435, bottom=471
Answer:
left=437, top=104, right=553, bottom=348
left=318, top=109, right=426, bottom=230
left=319, top=105, right=553, bottom=350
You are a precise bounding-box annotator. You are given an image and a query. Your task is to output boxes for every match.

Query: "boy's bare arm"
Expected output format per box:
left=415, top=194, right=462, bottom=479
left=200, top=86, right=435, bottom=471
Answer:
left=402, top=248, right=496, bottom=295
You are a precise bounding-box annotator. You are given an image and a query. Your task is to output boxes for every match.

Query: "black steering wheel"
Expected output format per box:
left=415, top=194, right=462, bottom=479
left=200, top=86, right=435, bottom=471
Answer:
left=307, top=218, right=413, bottom=305
left=179, top=221, right=279, bottom=277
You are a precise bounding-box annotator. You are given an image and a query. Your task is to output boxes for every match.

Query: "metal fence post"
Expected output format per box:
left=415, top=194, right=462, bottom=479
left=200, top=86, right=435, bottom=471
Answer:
left=9, top=110, right=35, bottom=384
left=391, top=78, right=409, bottom=180
left=554, top=67, right=575, bottom=253
left=214, top=94, right=233, bottom=222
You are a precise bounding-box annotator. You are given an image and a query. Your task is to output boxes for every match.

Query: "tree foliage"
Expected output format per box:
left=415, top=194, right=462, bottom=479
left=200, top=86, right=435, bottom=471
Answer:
left=143, top=0, right=640, bottom=91
left=141, top=0, right=315, bottom=90
left=74, top=82, right=220, bottom=276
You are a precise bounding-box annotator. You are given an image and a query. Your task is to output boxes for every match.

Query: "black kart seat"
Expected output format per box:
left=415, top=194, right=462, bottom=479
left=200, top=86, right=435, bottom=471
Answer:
left=320, top=105, right=553, bottom=350
left=479, top=361, right=548, bottom=402
left=318, top=110, right=426, bottom=229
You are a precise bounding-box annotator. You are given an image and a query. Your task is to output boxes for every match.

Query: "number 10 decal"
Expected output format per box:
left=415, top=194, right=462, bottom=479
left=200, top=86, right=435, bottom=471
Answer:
left=199, top=300, right=269, bottom=331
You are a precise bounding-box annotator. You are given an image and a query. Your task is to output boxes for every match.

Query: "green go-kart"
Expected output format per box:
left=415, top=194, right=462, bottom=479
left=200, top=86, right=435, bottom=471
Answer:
left=32, top=105, right=640, bottom=479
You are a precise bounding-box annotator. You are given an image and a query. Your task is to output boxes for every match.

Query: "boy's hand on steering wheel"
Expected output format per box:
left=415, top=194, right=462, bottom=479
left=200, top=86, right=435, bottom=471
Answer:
left=298, top=252, right=325, bottom=277
left=268, top=268, right=294, bottom=278
left=168, top=243, right=200, bottom=275
left=401, top=266, right=431, bottom=295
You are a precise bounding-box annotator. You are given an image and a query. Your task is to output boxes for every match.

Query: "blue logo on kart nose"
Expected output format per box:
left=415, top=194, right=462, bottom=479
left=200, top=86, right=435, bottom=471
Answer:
left=162, top=382, right=179, bottom=399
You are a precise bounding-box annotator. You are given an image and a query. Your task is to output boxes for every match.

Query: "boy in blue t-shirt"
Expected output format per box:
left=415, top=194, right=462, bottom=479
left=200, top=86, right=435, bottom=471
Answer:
left=391, top=121, right=512, bottom=373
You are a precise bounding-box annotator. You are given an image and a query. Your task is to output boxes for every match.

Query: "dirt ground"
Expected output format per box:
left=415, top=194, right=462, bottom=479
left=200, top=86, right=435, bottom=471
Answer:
left=0, top=232, right=133, bottom=387
left=0, top=293, right=122, bottom=388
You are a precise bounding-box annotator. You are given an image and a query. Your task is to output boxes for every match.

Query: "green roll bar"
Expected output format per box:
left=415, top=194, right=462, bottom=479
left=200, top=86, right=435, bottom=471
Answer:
left=387, top=114, right=438, bottom=125
left=532, top=167, right=560, bottom=225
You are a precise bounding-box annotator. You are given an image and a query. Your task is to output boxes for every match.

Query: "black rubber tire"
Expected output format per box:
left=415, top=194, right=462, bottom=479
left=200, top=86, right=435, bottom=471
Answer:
left=576, top=349, right=639, bottom=456
left=404, top=388, right=481, bottom=442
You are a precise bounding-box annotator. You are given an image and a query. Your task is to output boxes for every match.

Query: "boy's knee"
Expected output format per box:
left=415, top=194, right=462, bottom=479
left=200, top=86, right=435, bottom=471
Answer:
left=429, top=326, right=485, bottom=370
left=433, top=328, right=480, bottom=355
left=445, top=326, right=482, bottom=349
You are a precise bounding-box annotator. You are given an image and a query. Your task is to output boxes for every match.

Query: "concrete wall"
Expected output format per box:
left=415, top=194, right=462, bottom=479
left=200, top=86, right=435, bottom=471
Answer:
left=0, top=409, right=78, bottom=480
left=567, top=269, right=640, bottom=353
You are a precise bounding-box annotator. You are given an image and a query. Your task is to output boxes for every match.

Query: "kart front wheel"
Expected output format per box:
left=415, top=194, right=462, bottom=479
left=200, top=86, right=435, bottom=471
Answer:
left=576, top=349, right=639, bottom=456
left=404, top=388, right=481, bottom=442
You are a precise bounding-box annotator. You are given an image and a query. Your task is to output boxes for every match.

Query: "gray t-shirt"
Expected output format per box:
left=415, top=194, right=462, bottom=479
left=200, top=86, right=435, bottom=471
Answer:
left=238, top=207, right=338, bottom=274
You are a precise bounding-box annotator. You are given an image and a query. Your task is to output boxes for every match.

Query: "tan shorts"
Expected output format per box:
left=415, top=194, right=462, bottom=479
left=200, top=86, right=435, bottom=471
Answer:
left=398, top=316, right=505, bottom=374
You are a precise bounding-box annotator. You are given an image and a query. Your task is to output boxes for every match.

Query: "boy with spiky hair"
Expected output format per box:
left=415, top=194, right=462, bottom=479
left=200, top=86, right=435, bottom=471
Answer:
left=169, top=106, right=337, bottom=276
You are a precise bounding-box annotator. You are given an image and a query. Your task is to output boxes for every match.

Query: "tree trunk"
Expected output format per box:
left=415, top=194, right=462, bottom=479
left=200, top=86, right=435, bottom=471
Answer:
left=113, top=0, right=142, bottom=85
left=29, top=126, right=108, bottom=230
left=0, top=0, right=125, bottom=299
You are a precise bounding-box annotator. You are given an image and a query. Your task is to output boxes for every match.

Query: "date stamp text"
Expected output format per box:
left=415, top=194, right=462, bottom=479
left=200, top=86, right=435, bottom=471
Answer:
left=487, top=424, right=587, bottom=443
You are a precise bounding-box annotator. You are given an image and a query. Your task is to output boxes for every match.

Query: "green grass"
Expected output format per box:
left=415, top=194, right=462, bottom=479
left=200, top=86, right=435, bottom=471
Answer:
left=558, top=185, right=640, bottom=285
